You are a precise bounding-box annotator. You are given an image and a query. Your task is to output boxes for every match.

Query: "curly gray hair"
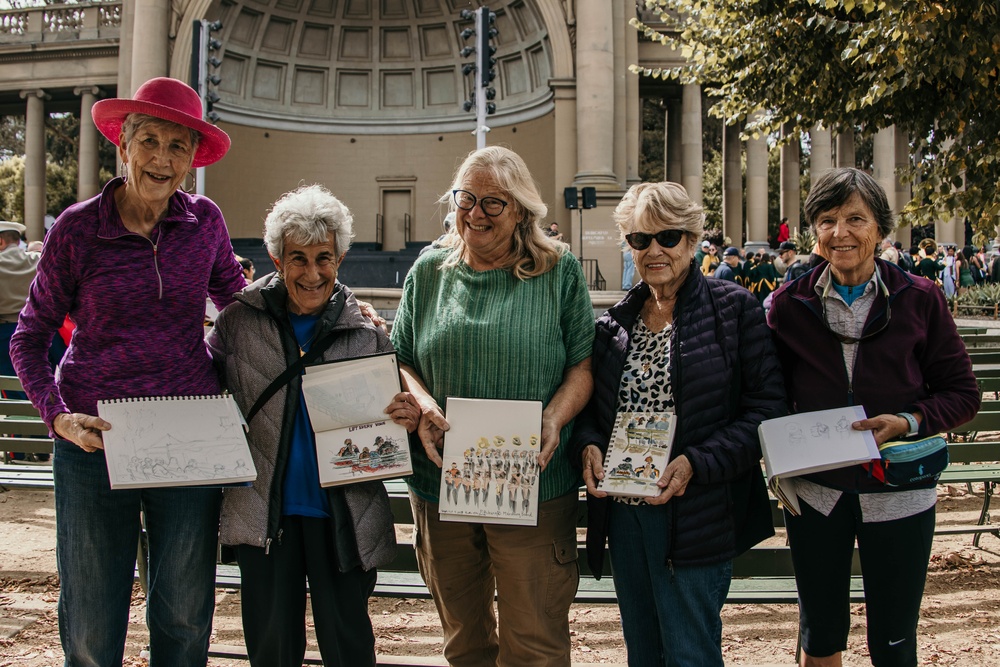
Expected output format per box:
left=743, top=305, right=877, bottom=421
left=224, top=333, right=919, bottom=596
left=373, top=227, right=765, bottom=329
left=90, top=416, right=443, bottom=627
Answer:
left=263, top=184, right=354, bottom=259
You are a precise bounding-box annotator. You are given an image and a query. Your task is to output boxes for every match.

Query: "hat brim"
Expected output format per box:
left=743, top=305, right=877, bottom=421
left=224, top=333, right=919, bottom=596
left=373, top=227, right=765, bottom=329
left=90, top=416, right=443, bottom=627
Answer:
left=92, top=98, right=231, bottom=168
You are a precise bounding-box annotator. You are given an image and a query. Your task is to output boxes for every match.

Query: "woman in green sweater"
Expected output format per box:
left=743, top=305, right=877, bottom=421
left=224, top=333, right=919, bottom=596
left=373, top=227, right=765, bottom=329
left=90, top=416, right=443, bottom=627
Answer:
left=390, top=146, right=595, bottom=667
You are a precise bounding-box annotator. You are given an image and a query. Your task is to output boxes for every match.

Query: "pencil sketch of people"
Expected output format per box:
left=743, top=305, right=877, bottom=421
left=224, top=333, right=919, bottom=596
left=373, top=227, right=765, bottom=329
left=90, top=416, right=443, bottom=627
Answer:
left=786, top=423, right=806, bottom=445
left=810, top=422, right=830, bottom=439
left=835, top=416, right=850, bottom=434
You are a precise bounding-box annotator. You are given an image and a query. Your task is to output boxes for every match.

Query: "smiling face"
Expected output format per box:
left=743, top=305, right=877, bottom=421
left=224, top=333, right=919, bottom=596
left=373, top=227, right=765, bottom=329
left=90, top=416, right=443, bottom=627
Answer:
left=631, top=219, right=695, bottom=296
left=119, top=121, right=195, bottom=213
left=455, top=171, right=519, bottom=270
left=814, top=192, right=882, bottom=285
left=272, top=233, right=344, bottom=316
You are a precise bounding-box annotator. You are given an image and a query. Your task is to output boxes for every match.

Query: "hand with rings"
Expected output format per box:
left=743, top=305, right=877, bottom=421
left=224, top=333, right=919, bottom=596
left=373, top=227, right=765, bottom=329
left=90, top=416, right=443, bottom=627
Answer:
left=385, top=391, right=421, bottom=433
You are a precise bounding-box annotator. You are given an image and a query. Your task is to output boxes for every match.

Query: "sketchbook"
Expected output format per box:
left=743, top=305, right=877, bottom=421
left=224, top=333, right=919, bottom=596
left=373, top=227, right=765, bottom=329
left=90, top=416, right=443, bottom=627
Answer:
left=301, top=352, right=412, bottom=487
left=439, top=397, right=543, bottom=526
left=597, top=412, right=677, bottom=498
left=97, top=394, right=256, bottom=490
left=758, top=406, right=881, bottom=516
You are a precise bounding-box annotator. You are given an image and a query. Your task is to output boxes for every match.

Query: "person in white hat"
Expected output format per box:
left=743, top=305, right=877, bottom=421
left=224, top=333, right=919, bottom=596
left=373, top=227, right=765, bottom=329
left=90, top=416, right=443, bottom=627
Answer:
left=0, top=220, right=37, bottom=394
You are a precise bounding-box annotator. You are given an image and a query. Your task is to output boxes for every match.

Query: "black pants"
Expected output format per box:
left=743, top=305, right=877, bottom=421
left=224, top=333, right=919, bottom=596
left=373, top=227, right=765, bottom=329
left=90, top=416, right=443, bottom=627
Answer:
left=785, top=494, right=935, bottom=667
left=235, top=515, right=378, bottom=667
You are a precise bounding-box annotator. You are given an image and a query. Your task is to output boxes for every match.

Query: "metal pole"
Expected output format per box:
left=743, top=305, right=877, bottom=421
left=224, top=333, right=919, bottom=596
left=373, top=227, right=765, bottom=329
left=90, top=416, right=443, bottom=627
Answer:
left=474, top=7, right=488, bottom=149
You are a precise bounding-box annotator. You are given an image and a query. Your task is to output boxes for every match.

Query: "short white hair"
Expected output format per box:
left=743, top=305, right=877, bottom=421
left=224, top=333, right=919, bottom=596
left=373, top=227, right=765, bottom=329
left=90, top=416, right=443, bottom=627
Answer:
left=263, top=184, right=354, bottom=258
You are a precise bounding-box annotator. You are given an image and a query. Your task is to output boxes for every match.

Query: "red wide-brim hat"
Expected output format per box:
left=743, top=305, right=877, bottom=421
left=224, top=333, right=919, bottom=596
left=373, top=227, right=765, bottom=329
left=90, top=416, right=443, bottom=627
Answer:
left=91, top=77, right=231, bottom=168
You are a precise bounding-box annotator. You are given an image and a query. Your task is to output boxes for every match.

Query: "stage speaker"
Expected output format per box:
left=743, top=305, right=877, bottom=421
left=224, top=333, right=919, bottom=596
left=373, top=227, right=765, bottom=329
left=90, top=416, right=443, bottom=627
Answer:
left=582, top=187, right=597, bottom=209
left=563, top=187, right=578, bottom=209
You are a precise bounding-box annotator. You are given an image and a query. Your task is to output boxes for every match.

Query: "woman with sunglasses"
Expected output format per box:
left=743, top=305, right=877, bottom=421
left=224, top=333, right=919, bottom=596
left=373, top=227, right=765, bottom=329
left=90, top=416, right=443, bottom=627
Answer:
left=569, top=181, right=786, bottom=666
left=390, top=146, right=595, bottom=666
left=766, top=168, right=979, bottom=667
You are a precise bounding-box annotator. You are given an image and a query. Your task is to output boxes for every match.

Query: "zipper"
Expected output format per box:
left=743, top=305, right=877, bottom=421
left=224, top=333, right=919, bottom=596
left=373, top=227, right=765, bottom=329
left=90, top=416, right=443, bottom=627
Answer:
left=151, top=240, right=163, bottom=299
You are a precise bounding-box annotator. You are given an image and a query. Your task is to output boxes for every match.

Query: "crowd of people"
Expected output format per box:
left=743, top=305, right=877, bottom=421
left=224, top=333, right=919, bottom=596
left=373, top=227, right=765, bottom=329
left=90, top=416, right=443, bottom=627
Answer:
left=0, top=76, right=982, bottom=667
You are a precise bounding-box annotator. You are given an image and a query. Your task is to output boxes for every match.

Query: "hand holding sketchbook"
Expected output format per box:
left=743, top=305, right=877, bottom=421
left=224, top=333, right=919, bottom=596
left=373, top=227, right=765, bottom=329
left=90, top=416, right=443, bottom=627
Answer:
left=758, top=406, right=881, bottom=516
left=301, top=352, right=413, bottom=487
left=98, top=394, right=256, bottom=489
left=597, top=412, right=677, bottom=498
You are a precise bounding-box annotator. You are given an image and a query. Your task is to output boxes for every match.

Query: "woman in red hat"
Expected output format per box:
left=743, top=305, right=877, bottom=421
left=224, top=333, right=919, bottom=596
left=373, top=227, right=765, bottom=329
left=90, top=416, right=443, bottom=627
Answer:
left=10, top=77, right=246, bottom=666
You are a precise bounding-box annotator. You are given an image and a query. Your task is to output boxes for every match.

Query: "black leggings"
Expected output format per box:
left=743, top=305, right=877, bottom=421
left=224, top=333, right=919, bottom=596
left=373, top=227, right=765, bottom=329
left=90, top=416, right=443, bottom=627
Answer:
left=785, top=494, right=935, bottom=667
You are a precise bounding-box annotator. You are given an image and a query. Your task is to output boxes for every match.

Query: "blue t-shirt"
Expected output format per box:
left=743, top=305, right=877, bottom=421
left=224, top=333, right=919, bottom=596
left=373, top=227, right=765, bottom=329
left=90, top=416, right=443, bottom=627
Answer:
left=831, top=280, right=864, bottom=306
left=282, top=312, right=330, bottom=518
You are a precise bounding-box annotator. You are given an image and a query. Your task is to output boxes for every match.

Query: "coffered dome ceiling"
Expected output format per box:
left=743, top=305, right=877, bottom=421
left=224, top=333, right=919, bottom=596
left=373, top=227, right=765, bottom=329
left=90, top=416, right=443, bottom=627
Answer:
left=212, top=0, right=555, bottom=133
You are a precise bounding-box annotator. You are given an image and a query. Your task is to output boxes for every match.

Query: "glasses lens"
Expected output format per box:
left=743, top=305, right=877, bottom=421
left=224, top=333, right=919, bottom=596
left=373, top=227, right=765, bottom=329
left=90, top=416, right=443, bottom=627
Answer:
left=454, top=190, right=476, bottom=210
left=481, top=197, right=506, bottom=216
left=625, top=233, right=652, bottom=250
left=655, top=230, right=684, bottom=248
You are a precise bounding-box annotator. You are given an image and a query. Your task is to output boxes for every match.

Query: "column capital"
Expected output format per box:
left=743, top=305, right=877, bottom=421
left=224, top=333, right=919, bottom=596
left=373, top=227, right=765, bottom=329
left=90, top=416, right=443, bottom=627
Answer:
left=19, top=89, right=49, bottom=101
left=74, top=86, right=103, bottom=98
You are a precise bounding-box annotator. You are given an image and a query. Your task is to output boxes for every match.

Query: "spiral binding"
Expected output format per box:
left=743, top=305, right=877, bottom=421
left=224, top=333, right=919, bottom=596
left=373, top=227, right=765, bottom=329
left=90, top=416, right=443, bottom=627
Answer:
left=98, top=394, right=227, bottom=404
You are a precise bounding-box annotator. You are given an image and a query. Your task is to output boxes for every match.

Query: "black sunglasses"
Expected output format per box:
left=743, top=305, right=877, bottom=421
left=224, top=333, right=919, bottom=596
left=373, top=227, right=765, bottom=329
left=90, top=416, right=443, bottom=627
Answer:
left=624, top=229, right=684, bottom=251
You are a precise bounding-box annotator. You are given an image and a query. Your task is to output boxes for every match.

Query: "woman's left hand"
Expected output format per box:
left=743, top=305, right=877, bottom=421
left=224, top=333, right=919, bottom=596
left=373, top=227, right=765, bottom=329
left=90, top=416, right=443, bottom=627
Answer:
left=384, top=391, right=421, bottom=433
left=646, top=454, right=693, bottom=506
left=355, top=299, right=387, bottom=332
left=853, top=413, right=915, bottom=446
left=537, top=415, right=563, bottom=472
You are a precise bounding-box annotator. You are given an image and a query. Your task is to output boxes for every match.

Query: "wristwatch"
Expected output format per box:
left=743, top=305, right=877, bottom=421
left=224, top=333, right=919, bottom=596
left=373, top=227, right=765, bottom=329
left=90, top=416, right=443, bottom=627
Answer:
left=896, top=412, right=919, bottom=438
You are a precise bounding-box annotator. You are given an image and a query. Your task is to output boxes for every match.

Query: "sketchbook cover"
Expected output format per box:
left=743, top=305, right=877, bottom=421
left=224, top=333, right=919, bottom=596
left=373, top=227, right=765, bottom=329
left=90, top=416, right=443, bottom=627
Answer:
left=597, top=412, right=677, bottom=498
left=758, top=406, right=880, bottom=489
left=302, top=352, right=413, bottom=487
left=438, top=397, right=543, bottom=527
left=98, top=394, right=256, bottom=490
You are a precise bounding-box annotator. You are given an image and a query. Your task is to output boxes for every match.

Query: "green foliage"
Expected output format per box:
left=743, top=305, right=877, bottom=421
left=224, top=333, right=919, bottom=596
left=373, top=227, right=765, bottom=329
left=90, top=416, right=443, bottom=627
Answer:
left=702, top=148, right=723, bottom=233
left=790, top=228, right=818, bottom=255
left=640, top=98, right=666, bottom=183
left=0, top=157, right=25, bottom=222
left=954, top=283, right=1000, bottom=308
left=632, top=0, right=1000, bottom=236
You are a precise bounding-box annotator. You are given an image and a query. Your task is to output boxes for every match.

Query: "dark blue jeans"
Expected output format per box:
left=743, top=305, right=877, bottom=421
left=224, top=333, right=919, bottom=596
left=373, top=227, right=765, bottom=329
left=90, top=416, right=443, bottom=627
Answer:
left=608, top=501, right=732, bottom=667
left=53, top=439, right=221, bottom=667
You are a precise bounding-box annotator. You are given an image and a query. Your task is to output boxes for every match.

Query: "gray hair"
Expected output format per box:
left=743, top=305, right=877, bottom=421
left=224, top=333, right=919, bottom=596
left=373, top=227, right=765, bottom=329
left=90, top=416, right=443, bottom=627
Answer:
left=121, top=113, right=201, bottom=151
left=613, top=182, right=705, bottom=242
left=804, top=168, right=894, bottom=239
left=263, top=184, right=354, bottom=258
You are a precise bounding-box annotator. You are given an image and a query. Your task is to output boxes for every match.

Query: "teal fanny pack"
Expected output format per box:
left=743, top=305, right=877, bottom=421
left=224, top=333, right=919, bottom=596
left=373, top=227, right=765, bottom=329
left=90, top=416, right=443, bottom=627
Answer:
left=867, top=435, right=949, bottom=487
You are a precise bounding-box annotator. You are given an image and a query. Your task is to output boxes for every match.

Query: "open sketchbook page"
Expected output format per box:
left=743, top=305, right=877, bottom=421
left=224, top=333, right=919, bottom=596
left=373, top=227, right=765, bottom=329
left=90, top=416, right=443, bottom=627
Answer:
left=439, top=397, right=543, bottom=527
left=98, top=395, right=256, bottom=490
left=302, top=352, right=412, bottom=486
left=597, top=412, right=676, bottom=498
left=301, top=353, right=401, bottom=431
left=759, top=406, right=880, bottom=482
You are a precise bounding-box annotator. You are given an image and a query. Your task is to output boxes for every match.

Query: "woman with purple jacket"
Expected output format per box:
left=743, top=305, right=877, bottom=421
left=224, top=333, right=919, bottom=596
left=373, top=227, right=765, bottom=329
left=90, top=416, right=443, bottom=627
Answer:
left=10, top=77, right=245, bottom=666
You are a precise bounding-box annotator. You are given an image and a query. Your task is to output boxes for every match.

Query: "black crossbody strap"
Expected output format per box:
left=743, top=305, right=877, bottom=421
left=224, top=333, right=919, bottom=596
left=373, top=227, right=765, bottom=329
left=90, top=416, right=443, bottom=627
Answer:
left=245, top=329, right=339, bottom=424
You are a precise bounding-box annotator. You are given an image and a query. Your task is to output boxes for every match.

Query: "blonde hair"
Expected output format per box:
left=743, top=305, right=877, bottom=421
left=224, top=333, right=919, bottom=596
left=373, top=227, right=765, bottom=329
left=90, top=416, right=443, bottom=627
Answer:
left=438, top=146, right=565, bottom=280
left=613, top=182, right=705, bottom=243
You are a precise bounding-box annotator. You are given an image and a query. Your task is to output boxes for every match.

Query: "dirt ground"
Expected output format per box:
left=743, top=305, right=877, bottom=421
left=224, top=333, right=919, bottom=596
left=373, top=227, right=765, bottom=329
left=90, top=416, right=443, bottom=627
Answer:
left=1, top=483, right=998, bottom=667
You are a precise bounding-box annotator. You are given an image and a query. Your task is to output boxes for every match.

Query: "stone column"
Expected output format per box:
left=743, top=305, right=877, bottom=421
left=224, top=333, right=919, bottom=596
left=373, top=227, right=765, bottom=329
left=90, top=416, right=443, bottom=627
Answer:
left=131, top=0, right=170, bottom=92
left=665, top=97, right=682, bottom=183
left=722, top=122, right=742, bottom=245
left=809, top=123, right=832, bottom=187
left=780, top=123, right=801, bottom=237
left=573, top=0, right=618, bottom=186
left=681, top=84, right=702, bottom=203
left=836, top=129, right=855, bottom=168
left=873, top=126, right=896, bottom=216
left=76, top=87, right=102, bottom=202
left=894, top=127, right=911, bottom=244
left=624, top=11, right=640, bottom=187
left=20, top=89, right=47, bottom=242
left=745, top=116, right=769, bottom=252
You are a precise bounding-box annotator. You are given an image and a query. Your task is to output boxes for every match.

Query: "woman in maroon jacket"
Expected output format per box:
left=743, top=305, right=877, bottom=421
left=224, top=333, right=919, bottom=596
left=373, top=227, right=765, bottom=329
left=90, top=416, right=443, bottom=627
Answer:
left=767, top=168, right=980, bottom=667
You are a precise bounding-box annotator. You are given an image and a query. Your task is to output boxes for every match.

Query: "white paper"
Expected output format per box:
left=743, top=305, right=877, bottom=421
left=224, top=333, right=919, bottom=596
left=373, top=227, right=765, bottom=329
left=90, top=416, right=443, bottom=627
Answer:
left=98, top=395, right=256, bottom=489
left=302, top=353, right=412, bottom=486
left=439, top=397, right=543, bottom=526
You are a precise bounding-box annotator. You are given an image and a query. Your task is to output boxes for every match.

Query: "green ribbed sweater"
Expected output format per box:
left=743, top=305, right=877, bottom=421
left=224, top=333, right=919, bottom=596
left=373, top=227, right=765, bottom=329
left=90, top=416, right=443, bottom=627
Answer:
left=390, top=248, right=595, bottom=503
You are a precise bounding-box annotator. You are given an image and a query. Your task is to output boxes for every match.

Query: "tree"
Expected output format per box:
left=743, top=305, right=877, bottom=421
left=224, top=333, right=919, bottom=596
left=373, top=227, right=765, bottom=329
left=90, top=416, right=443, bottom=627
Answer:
left=632, top=1, right=1000, bottom=235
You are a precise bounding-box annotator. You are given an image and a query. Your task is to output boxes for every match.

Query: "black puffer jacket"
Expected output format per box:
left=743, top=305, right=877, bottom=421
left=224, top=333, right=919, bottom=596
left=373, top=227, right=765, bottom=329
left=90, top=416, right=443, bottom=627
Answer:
left=569, top=264, right=786, bottom=575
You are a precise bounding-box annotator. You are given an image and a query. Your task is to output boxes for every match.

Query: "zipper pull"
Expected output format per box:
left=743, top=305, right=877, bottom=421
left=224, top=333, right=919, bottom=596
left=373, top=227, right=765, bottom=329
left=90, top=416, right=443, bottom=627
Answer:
left=264, top=537, right=272, bottom=555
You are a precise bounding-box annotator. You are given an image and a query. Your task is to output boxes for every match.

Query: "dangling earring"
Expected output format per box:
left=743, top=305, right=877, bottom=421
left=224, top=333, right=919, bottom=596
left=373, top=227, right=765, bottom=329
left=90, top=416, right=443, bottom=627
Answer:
left=120, top=162, right=128, bottom=182
left=182, top=171, right=195, bottom=193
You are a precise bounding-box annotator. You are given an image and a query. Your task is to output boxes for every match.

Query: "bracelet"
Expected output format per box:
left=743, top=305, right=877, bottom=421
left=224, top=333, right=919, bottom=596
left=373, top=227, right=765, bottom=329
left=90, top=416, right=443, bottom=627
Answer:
left=895, top=412, right=919, bottom=438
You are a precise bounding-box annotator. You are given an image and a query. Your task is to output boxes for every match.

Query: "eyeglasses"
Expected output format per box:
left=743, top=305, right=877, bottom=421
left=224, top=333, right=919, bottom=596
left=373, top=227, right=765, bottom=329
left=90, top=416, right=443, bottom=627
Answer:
left=821, top=270, right=891, bottom=344
left=453, top=190, right=508, bottom=217
left=624, top=229, right=684, bottom=251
